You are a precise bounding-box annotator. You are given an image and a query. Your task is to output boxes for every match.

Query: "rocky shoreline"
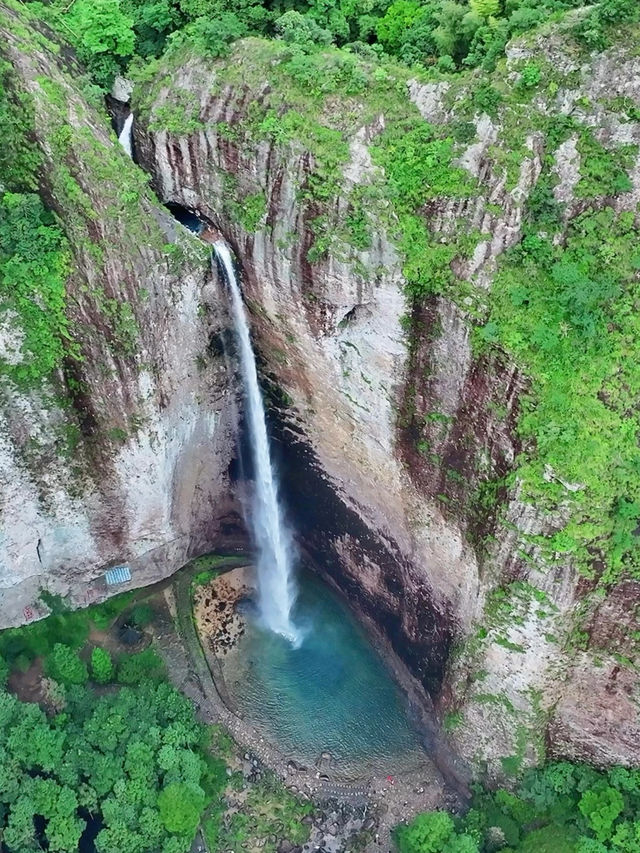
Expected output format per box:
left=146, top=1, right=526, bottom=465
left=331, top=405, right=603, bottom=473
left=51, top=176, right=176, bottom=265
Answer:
left=166, top=562, right=462, bottom=852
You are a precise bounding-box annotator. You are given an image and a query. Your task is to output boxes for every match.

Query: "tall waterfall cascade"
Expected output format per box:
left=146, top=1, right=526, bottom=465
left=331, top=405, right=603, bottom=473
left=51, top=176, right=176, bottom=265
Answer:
left=118, top=113, right=133, bottom=157
left=214, top=242, right=299, bottom=643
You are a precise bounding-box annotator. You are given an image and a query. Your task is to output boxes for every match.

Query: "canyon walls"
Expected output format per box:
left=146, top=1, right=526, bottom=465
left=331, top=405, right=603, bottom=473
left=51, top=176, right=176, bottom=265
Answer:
left=1, top=0, right=639, bottom=779
left=135, top=33, right=640, bottom=774
left=0, top=6, right=240, bottom=627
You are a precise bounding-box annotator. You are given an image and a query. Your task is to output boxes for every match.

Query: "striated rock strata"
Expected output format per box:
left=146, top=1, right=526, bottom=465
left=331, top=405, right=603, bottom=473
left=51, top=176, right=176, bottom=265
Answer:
left=135, top=35, right=640, bottom=774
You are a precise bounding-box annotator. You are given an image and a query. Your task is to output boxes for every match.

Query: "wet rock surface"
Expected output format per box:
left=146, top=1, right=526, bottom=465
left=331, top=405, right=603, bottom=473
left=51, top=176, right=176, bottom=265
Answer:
left=135, top=39, right=640, bottom=776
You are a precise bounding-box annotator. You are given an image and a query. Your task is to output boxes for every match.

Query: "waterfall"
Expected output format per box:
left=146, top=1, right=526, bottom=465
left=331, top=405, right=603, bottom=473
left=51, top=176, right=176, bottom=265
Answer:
left=214, top=242, right=299, bottom=644
left=118, top=114, right=133, bottom=157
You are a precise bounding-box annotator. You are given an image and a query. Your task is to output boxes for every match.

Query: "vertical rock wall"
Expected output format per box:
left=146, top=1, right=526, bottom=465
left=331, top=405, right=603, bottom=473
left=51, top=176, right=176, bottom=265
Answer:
left=0, top=8, right=241, bottom=626
left=135, top=39, right=640, bottom=774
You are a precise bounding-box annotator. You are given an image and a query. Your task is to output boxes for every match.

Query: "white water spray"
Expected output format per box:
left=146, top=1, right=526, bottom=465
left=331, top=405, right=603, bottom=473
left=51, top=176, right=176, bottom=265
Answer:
left=118, top=113, right=133, bottom=157
left=215, top=242, right=299, bottom=643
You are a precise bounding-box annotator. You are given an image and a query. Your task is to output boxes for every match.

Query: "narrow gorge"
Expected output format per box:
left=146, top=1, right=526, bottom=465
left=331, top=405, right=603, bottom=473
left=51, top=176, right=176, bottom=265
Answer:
left=1, top=0, right=640, bottom=849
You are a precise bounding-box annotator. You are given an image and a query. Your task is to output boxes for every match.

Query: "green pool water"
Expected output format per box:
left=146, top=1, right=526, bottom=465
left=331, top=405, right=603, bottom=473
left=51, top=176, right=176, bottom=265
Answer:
left=221, top=570, right=427, bottom=777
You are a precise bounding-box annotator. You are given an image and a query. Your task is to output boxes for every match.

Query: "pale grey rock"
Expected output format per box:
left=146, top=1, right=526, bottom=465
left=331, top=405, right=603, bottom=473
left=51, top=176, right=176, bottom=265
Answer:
left=0, top=21, right=239, bottom=627
left=407, top=79, right=450, bottom=124
left=553, top=136, right=580, bottom=205
left=0, top=310, right=25, bottom=366
left=111, top=75, right=134, bottom=103
left=134, top=42, right=640, bottom=776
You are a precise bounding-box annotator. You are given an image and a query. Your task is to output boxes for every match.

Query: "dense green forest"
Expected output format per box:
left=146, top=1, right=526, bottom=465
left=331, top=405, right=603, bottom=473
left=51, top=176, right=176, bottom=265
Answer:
left=19, top=0, right=640, bottom=89
left=0, top=596, right=218, bottom=852
left=396, top=763, right=640, bottom=852
left=0, top=592, right=310, bottom=853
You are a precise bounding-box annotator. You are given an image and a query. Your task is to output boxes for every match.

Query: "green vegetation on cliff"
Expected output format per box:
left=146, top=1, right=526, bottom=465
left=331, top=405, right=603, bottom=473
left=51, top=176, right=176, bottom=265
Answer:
left=7, top=0, right=640, bottom=589
left=483, top=206, right=640, bottom=581
left=0, top=192, right=76, bottom=388
left=0, top=59, right=76, bottom=388
left=134, top=15, right=640, bottom=587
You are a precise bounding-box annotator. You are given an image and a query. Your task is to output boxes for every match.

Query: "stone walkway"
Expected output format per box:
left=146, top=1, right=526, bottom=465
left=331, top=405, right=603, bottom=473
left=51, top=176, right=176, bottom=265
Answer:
left=152, top=563, right=459, bottom=853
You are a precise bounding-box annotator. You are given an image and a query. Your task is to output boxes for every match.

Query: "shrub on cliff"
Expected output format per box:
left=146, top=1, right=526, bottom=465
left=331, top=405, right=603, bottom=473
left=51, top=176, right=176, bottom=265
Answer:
left=0, top=192, right=74, bottom=389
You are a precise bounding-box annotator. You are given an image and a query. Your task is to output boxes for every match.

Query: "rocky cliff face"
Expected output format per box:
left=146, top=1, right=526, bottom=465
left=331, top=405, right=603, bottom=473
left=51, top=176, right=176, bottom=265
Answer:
left=2, top=0, right=638, bottom=779
left=135, top=33, right=640, bottom=775
left=0, top=6, right=240, bottom=627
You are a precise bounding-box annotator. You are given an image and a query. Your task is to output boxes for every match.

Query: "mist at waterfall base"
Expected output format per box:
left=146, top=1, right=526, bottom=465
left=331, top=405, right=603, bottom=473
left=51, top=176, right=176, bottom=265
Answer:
left=222, top=570, right=425, bottom=776
left=215, top=243, right=299, bottom=643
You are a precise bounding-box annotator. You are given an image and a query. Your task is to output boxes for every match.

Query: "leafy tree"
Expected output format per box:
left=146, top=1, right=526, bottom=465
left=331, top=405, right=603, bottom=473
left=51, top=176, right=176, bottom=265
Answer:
left=3, top=794, right=38, bottom=851
left=127, top=0, right=183, bottom=57
left=117, top=647, right=166, bottom=684
left=45, top=644, right=88, bottom=687
left=168, top=12, right=248, bottom=58
left=470, top=0, right=501, bottom=18
left=275, top=10, right=332, bottom=47
left=579, top=785, right=624, bottom=842
left=91, top=647, right=114, bottom=684
left=433, top=2, right=481, bottom=66
left=472, top=83, right=502, bottom=117
left=157, top=781, right=206, bottom=835
left=396, top=811, right=457, bottom=853
left=65, top=0, right=136, bottom=87
left=574, top=0, right=640, bottom=49
left=611, top=820, right=640, bottom=852
left=376, top=0, right=423, bottom=53
left=46, top=811, right=86, bottom=853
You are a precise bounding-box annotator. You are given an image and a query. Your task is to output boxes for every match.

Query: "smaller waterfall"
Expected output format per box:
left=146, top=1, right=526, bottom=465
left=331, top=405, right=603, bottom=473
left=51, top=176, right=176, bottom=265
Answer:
left=215, top=242, right=299, bottom=644
left=118, top=114, right=133, bottom=157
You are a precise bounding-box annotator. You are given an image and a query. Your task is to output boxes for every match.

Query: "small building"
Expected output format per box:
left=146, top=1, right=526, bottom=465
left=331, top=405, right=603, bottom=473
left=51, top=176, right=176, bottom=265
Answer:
left=104, top=565, right=132, bottom=586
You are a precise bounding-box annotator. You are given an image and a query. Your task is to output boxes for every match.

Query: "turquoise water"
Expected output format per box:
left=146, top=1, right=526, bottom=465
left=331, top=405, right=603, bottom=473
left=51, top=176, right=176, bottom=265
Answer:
left=222, top=571, right=426, bottom=777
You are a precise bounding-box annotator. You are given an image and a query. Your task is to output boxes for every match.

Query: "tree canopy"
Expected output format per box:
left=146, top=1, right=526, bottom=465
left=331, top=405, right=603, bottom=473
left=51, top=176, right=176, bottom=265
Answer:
left=397, top=762, right=640, bottom=853
left=0, top=680, right=222, bottom=853
left=30, top=0, right=640, bottom=89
